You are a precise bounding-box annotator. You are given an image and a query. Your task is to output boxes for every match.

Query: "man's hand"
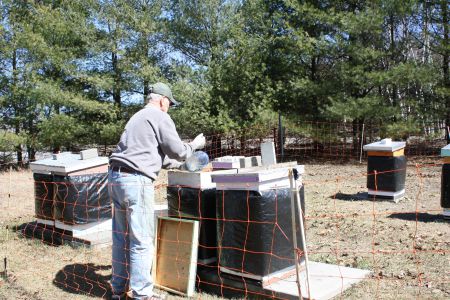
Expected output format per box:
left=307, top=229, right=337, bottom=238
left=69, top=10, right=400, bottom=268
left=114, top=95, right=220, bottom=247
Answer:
left=190, top=133, right=206, bottom=150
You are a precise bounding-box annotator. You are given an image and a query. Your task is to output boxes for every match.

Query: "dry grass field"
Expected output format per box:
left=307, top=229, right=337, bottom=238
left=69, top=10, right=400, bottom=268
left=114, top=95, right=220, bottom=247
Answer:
left=0, top=159, right=448, bottom=299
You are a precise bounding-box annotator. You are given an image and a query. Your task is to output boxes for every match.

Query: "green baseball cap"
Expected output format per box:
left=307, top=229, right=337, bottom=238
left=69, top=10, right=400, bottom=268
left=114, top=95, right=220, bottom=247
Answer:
left=150, top=82, right=179, bottom=106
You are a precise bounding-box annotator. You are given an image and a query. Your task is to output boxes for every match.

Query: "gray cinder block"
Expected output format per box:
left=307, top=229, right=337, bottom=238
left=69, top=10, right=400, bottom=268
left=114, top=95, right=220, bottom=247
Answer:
left=80, top=148, right=98, bottom=160
left=240, top=157, right=253, bottom=168
left=261, top=142, right=276, bottom=166
left=251, top=156, right=262, bottom=167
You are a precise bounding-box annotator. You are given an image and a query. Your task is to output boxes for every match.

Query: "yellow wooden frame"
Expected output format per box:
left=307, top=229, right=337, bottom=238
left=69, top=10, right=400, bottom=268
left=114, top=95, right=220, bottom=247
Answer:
left=153, top=217, right=199, bottom=297
left=367, top=148, right=404, bottom=157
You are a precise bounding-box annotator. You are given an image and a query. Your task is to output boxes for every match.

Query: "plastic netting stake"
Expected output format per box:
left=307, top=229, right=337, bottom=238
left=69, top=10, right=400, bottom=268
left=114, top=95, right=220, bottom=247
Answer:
left=294, top=171, right=311, bottom=300
left=289, top=169, right=302, bottom=299
left=5, top=166, right=12, bottom=278
left=289, top=169, right=311, bottom=299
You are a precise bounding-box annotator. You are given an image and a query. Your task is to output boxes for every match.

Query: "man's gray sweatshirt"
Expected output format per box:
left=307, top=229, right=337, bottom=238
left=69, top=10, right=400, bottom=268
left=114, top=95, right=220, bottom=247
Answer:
left=109, top=105, right=194, bottom=180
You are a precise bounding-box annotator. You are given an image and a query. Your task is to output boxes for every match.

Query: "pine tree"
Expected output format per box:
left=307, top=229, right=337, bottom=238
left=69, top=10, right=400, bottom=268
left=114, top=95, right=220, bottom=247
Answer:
left=165, top=0, right=273, bottom=134
left=0, top=0, right=116, bottom=159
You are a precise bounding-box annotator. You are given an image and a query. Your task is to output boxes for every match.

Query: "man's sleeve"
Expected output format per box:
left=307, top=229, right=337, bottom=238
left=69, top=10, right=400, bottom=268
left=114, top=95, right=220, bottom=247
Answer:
left=162, top=156, right=184, bottom=169
left=156, top=115, right=194, bottom=161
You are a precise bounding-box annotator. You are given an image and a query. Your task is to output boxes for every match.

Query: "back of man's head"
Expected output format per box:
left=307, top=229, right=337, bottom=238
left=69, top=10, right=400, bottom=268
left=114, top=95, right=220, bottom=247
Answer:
left=145, top=93, right=163, bottom=105
left=145, top=82, right=179, bottom=106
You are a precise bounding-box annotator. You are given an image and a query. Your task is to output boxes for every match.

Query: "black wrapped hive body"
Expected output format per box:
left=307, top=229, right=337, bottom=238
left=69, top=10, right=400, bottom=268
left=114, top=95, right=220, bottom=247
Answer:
left=363, top=140, right=407, bottom=200
left=34, top=173, right=55, bottom=220
left=211, top=166, right=306, bottom=279
left=53, top=173, right=111, bottom=224
left=166, top=169, right=240, bottom=263
left=216, top=186, right=305, bottom=278
left=30, top=151, right=111, bottom=225
left=167, top=186, right=217, bottom=263
left=33, top=172, right=111, bottom=224
left=367, top=155, right=407, bottom=192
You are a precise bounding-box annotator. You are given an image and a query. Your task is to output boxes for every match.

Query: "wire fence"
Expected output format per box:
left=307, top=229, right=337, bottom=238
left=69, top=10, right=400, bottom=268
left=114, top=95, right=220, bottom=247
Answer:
left=0, top=120, right=448, bottom=169
left=0, top=121, right=449, bottom=299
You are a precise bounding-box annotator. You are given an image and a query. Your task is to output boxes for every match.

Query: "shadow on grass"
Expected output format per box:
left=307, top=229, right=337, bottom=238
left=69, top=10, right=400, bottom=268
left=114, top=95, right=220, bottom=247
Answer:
left=387, top=212, right=446, bottom=223
left=332, top=192, right=371, bottom=201
left=53, top=263, right=112, bottom=298
left=11, top=223, right=113, bottom=297
left=13, top=222, right=66, bottom=246
left=13, top=222, right=100, bottom=248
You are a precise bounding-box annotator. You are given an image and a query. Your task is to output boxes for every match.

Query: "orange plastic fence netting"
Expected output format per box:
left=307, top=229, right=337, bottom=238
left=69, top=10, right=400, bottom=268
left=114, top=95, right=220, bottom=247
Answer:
left=0, top=129, right=449, bottom=300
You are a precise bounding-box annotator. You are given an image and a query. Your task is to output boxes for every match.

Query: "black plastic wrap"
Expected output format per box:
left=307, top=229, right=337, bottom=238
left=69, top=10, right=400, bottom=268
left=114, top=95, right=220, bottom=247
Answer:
left=22, top=222, right=63, bottom=246
left=167, top=187, right=217, bottom=262
left=442, top=164, right=450, bottom=209
left=21, top=222, right=94, bottom=247
left=367, top=155, right=407, bottom=192
left=34, top=173, right=55, bottom=220
left=196, top=265, right=289, bottom=300
left=53, top=173, right=111, bottom=224
left=216, top=186, right=305, bottom=277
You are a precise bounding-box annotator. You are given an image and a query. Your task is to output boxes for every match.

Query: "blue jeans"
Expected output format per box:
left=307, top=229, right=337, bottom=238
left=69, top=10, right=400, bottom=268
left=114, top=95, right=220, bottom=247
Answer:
left=108, top=169, right=155, bottom=299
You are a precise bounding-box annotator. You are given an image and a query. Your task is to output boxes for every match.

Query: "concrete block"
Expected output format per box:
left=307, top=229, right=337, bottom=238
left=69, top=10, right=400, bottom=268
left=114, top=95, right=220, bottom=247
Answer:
left=239, top=157, right=253, bottom=168
left=52, top=152, right=72, bottom=160
left=261, top=142, right=276, bottom=166
left=251, top=156, right=262, bottom=167
left=80, top=148, right=98, bottom=160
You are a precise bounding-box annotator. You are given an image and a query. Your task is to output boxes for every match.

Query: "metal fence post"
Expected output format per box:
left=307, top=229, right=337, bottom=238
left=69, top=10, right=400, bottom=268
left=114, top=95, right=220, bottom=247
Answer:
left=279, top=113, right=284, bottom=162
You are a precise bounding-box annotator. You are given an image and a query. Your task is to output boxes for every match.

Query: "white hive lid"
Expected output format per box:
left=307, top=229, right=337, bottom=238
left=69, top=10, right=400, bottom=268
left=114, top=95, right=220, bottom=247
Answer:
left=363, top=138, right=406, bottom=152
left=168, top=169, right=238, bottom=189
left=442, top=144, right=450, bottom=157
left=212, top=165, right=304, bottom=184
left=211, top=164, right=304, bottom=191
left=30, top=152, right=108, bottom=174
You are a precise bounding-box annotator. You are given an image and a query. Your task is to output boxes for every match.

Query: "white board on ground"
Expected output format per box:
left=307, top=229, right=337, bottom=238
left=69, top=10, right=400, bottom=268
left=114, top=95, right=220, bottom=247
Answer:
left=264, top=261, right=371, bottom=300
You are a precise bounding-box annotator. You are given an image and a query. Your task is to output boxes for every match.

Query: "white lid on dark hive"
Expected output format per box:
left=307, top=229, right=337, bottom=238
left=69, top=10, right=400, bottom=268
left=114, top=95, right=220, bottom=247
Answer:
left=441, top=144, right=450, bottom=157
left=363, top=138, right=406, bottom=152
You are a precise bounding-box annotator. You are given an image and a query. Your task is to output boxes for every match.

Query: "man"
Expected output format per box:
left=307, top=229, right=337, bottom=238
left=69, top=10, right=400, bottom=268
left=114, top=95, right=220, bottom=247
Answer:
left=108, top=82, right=205, bottom=300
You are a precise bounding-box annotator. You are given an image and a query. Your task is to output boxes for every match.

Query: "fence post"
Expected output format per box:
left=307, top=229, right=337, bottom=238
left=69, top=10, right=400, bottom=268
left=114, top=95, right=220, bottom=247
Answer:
left=359, top=123, right=365, bottom=163
left=278, top=113, right=284, bottom=162
left=273, top=127, right=278, bottom=156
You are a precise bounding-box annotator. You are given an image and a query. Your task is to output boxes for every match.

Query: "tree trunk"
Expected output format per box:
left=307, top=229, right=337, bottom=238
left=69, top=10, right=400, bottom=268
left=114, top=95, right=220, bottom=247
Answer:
left=28, top=147, right=36, bottom=162
left=143, top=79, right=149, bottom=104
left=273, top=127, right=278, bottom=156
left=143, top=39, right=150, bottom=105
left=240, top=134, right=247, bottom=156
left=112, top=50, right=121, bottom=108
left=12, top=48, right=23, bottom=165
left=389, top=14, right=398, bottom=121
left=16, top=146, right=22, bottom=165
left=352, top=119, right=359, bottom=155
left=441, top=1, right=449, bottom=142
left=311, top=56, right=320, bottom=118
left=15, top=112, right=23, bottom=163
